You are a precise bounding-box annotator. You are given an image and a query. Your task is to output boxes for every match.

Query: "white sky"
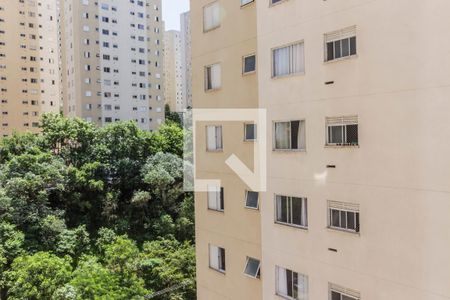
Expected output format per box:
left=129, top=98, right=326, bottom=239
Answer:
left=162, top=0, right=190, bottom=31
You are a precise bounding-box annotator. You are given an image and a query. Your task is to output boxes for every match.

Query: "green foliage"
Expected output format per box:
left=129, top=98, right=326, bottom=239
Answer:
left=6, top=252, right=72, bottom=300
left=0, top=114, right=196, bottom=299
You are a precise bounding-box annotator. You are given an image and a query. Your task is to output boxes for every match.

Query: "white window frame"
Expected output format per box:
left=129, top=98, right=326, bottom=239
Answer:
left=329, top=283, right=360, bottom=300
left=273, top=120, right=306, bottom=151
left=271, top=41, right=305, bottom=78
left=207, top=185, right=224, bottom=212
left=328, top=201, right=360, bottom=233
left=276, top=266, right=309, bottom=300
left=324, top=26, right=357, bottom=62
left=244, top=123, right=256, bottom=141
left=206, top=125, right=223, bottom=151
left=275, top=195, right=308, bottom=229
left=209, top=244, right=226, bottom=273
left=242, top=54, right=256, bottom=75
left=241, top=0, right=255, bottom=7
left=245, top=190, right=259, bottom=210
left=243, top=257, right=261, bottom=279
left=325, top=116, right=358, bottom=147
left=203, top=1, right=220, bottom=32
left=204, top=63, right=221, bottom=91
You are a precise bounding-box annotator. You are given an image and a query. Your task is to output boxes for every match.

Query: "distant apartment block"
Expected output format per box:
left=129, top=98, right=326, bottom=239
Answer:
left=193, top=0, right=450, bottom=300
left=61, top=0, right=165, bottom=131
left=180, top=11, right=192, bottom=109
left=163, top=30, right=183, bottom=112
left=0, top=0, right=61, bottom=137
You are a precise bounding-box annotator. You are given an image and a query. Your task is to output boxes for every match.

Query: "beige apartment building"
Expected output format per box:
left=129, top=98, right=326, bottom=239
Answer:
left=164, top=30, right=183, bottom=112
left=193, top=0, right=450, bottom=299
left=192, top=0, right=260, bottom=299
left=0, top=0, right=61, bottom=137
left=61, top=0, right=165, bottom=131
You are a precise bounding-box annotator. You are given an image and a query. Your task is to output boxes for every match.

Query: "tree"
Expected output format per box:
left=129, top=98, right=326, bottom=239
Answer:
left=6, top=252, right=72, bottom=300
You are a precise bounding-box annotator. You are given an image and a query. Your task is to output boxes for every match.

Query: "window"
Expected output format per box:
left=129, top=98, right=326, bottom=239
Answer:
left=209, top=245, right=226, bottom=272
left=275, top=195, right=308, bottom=228
left=272, top=42, right=304, bottom=77
left=206, top=125, right=223, bottom=151
left=329, top=283, right=360, bottom=300
left=276, top=266, right=308, bottom=300
left=203, top=1, right=220, bottom=32
left=243, top=54, right=256, bottom=74
left=271, top=0, right=285, bottom=4
left=245, top=191, right=259, bottom=209
left=205, top=63, right=221, bottom=90
left=207, top=185, right=224, bottom=211
left=244, top=123, right=256, bottom=141
left=244, top=257, right=260, bottom=278
left=241, top=0, right=254, bottom=6
left=326, top=116, right=358, bottom=146
left=273, top=120, right=306, bottom=150
left=325, top=26, right=357, bottom=62
left=328, top=201, right=360, bottom=233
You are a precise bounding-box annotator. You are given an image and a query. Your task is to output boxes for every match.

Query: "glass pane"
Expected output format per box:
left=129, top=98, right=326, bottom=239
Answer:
left=246, top=191, right=259, bottom=208
left=330, top=125, right=343, bottom=144
left=244, top=258, right=260, bottom=277
left=331, top=291, right=342, bottom=300
left=286, top=270, right=293, bottom=297
left=327, top=42, right=334, bottom=61
left=277, top=196, right=288, bottom=223
left=343, top=295, right=356, bottom=300
left=244, top=55, right=256, bottom=73
left=219, top=248, right=226, bottom=271
left=275, top=122, right=290, bottom=149
left=340, top=211, right=347, bottom=228
left=245, top=124, right=256, bottom=140
left=350, top=36, right=357, bottom=55
left=346, top=124, right=358, bottom=145
left=206, top=67, right=212, bottom=90
left=331, top=209, right=340, bottom=227
left=290, top=121, right=300, bottom=149
left=334, top=40, right=342, bottom=59
left=291, top=197, right=302, bottom=226
left=342, top=38, right=350, bottom=57
left=292, top=271, right=299, bottom=299
left=347, top=211, right=355, bottom=230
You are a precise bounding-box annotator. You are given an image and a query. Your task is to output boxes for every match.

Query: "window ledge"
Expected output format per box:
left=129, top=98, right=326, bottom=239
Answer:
left=324, top=54, right=358, bottom=65
left=276, top=292, right=297, bottom=300
left=275, top=221, right=308, bottom=231
left=245, top=205, right=259, bottom=211
left=327, top=226, right=360, bottom=236
left=240, top=1, right=255, bottom=9
left=208, top=208, right=224, bottom=213
left=204, top=87, right=222, bottom=93
left=273, top=149, right=306, bottom=153
left=324, top=144, right=359, bottom=149
left=209, top=266, right=226, bottom=274
left=269, top=0, right=290, bottom=8
left=244, top=139, right=256, bottom=142
left=206, top=149, right=224, bottom=153
left=271, top=71, right=305, bottom=80
left=203, top=25, right=221, bottom=34
left=243, top=70, right=256, bottom=76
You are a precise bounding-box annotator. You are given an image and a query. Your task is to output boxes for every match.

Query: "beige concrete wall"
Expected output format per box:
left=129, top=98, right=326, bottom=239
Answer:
left=192, top=0, right=261, bottom=299
left=257, top=0, right=450, bottom=299
left=0, top=0, right=61, bottom=136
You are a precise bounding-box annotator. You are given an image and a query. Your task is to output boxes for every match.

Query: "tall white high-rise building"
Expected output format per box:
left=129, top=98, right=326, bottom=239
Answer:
left=180, top=11, right=191, bottom=109
left=62, top=0, right=165, bottom=131
left=163, top=30, right=183, bottom=112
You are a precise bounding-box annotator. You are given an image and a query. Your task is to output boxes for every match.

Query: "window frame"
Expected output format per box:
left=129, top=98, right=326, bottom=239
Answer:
left=325, top=116, right=359, bottom=147
left=203, top=1, right=221, bottom=33
left=244, top=123, right=257, bottom=141
left=327, top=201, right=360, bottom=234
left=204, top=63, right=222, bottom=91
left=324, top=26, right=357, bottom=63
left=206, top=125, right=223, bottom=152
left=241, top=0, right=255, bottom=7
left=329, top=283, right=361, bottom=300
left=275, top=266, right=308, bottom=300
left=272, top=120, right=306, bottom=151
left=207, top=185, right=225, bottom=212
left=274, top=194, right=308, bottom=229
left=242, top=53, right=256, bottom=75
left=271, top=40, right=305, bottom=78
left=245, top=190, right=259, bottom=210
left=243, top=257, right=261, bottom=279
left=209, top=244, right=226, bottom=273
left=270, top=0, right=289, bottom=7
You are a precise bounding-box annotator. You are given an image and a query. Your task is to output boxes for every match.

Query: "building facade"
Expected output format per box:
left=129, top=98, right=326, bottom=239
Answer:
left=193, top=0, right=450, bottom=299
left=62, top=0, right=164, bottom=131
left=180, top=11, right=192, bottom=109
left=0, top=0, right=61, bottom=137
left=163, top=29, right=183, bottom=112
left=192, top=0, right=261, bottom=299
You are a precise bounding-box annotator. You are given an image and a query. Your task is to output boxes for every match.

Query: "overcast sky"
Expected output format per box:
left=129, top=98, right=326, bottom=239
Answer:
left=162, top=0, right=190, bottom=31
